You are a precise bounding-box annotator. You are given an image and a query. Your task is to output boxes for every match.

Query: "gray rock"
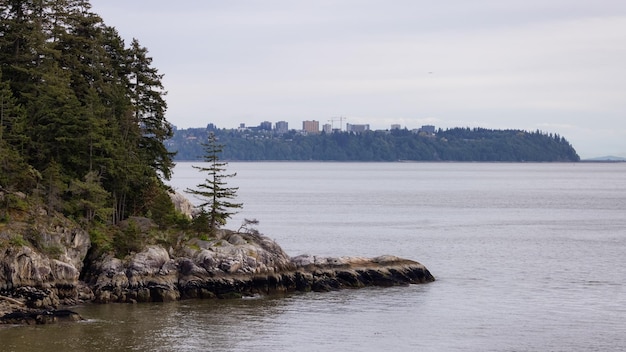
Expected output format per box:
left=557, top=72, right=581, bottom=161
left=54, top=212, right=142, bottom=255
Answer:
left=0, top=216, right=90, bottom=302
left=1, top=202, right=435, bottom=317
left=169, top=192, right=198, bottom=219
left=87, top=229, right=434, bottom=303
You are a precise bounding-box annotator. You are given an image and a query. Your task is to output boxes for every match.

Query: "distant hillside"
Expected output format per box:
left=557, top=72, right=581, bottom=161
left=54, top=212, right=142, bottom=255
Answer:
left=167, top=127, right=580, bottom=162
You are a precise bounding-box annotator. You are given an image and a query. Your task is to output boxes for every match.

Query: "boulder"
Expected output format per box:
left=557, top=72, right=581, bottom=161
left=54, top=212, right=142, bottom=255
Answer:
left=169, top=192, right=198, bottom=219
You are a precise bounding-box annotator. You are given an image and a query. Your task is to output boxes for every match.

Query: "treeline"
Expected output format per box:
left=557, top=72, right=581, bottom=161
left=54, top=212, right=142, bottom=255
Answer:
left=169, top=127, right=580, bottom=162
left=0, top=0, right=179, bottom=240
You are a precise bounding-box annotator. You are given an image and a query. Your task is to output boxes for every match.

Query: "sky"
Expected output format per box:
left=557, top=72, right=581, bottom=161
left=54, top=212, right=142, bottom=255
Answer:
left=89, top=0, right=626, bottom=159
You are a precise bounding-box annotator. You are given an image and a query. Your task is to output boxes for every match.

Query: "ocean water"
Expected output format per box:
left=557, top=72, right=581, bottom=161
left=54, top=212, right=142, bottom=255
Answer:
left=1, top=162, right=625, bottom=352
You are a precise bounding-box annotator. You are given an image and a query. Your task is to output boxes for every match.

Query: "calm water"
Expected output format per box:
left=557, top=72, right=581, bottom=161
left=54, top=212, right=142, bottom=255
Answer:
left=2, top=162, right=625, bottom=352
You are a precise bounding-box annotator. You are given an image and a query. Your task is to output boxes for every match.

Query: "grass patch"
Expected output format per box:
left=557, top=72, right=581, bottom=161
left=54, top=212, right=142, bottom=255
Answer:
left=8, top=234, right=28, bottom=247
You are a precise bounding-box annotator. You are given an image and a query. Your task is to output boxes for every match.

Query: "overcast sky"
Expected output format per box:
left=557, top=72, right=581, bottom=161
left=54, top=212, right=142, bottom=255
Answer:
left=90, top=0, right=626, bottom=159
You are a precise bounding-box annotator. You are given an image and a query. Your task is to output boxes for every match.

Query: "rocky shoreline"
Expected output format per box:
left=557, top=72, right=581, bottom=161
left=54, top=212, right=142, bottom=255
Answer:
left=1, top=221, right=434, bottom=324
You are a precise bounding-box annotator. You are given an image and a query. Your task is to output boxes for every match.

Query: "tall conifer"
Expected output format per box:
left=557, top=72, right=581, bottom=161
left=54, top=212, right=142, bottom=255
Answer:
left=185, top=132, right=242, bottom=235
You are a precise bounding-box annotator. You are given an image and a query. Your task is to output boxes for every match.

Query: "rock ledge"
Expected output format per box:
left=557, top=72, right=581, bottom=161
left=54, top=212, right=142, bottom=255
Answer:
left=1, top=229, right=434, bottom=323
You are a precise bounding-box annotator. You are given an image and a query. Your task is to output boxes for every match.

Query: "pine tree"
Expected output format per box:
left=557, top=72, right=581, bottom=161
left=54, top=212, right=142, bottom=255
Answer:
left=185, top=132, right=242, bottom=235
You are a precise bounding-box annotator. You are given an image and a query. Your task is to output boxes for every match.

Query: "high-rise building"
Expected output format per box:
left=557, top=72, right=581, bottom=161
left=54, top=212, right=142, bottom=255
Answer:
left=391, top=124, right=401, bottom=130
left=302, top=120, right=320, bottom=134
left=259, top=121, right=272, bottom=131
left=275, top=121, right=289, bottom=134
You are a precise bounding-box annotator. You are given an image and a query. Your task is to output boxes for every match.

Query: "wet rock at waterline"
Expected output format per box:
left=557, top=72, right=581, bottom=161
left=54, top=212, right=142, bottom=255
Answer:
left=88, top=230, right=434, bottom=303
left=2, top=221, right=434, bottom=324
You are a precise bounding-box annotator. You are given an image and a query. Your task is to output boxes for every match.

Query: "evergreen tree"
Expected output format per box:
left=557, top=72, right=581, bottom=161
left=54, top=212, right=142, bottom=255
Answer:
left=0, top=70, right=36, bottom=193
left=0, top=70, right=23, bottom=144
left=128, top=38, right=175, bottom=181
left=40, top=159, right=66, bottom=213
left=185, top=132, right=242, bottom=235
left=65, top=170, right=112, bottom=223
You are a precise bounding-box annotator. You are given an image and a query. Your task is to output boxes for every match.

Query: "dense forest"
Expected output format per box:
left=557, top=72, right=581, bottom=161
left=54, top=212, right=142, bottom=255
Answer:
left=169, top=127, right=580, bottom=162
left=0, top=1, right=183, bottom=253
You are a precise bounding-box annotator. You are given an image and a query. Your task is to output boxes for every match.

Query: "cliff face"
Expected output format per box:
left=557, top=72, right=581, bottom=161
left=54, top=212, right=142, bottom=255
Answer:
left=0, top=214, right=92, bottom=321
left=0, top=216, right=91, bottom=307
left=1, top=220, right=434, bottom=324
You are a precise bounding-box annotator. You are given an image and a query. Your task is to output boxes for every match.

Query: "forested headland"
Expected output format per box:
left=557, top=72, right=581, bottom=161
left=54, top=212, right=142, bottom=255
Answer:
left=0, top=1, right=184, bottom=254
left=169, top=127, right=580, bottom=162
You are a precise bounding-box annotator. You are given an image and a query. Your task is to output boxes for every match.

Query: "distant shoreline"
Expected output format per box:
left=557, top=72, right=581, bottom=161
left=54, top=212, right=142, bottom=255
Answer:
left=173, top=160, right=591, bottom=163
left=580, top=160, right=626, bottom=163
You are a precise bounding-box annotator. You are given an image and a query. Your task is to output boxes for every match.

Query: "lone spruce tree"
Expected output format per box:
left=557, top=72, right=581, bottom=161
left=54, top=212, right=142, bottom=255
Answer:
left=185, top=132, right=242, bottom=235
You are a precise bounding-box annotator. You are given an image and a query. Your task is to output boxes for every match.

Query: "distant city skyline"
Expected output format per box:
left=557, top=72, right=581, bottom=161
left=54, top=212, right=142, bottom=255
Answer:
left=183, top=119, right=434, bottom=133
left=90, top=0, right=626, bottom=159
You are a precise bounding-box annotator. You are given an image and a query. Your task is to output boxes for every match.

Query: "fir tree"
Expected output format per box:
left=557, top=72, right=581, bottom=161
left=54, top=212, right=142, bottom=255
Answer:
left=185, top=132, right=242, bottom=235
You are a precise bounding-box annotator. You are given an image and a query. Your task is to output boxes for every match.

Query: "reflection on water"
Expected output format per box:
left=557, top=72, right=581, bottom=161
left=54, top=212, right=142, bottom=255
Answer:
left=1, top=287, right=433, bottom=352
left=1, top=296, right=291, bottom=352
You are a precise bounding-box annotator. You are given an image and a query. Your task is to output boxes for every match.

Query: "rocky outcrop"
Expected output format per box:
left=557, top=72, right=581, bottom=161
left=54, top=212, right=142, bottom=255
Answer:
left=0, top=308, right=83, bottom=325
left=0, top=216, right=91, bottom=323
left=1, top=219, right=434, bottom=324
left=87, top=230, right=434, bottom=303
left=0, top=217, right=90, bottom=304
left=287, top=254, right=434, bottom=292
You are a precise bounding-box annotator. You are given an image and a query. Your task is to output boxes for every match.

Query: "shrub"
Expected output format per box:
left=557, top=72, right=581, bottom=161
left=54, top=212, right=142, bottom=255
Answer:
left=112, top=220, right=143, bottom=258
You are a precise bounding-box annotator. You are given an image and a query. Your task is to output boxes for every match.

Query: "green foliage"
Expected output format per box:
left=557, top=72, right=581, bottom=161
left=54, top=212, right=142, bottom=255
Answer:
left=169, top=127, right=580, bottom=162
left=89, top=226, right=113, bottom=253
left=190, top=209, right=211, bottom=233
left=128, top=39, right=175, bottom=181
left=0, top=71, right=36, bottom=192
left=137, top=179, right=185, bottom=229
left=41, top=160, right=66, bottom=213
left=112, top=220, right=143, bottom=258
left=8, top=234, right=28, bottom=247
left=0, top=1, right=175, bottom=229
left=1, top=191, right=28, bottom=216
left=65, top=171, right=113, bottom=224
left=0, top=141, right=39, bottom=192
left=185, top=132, right=243, bottom=235
left=0, top=0, right=198, bottom=263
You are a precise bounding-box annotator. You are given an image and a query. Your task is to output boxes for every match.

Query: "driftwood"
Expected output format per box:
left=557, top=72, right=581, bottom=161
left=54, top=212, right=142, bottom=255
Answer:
left=0, top=295, right=25, bottom=306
